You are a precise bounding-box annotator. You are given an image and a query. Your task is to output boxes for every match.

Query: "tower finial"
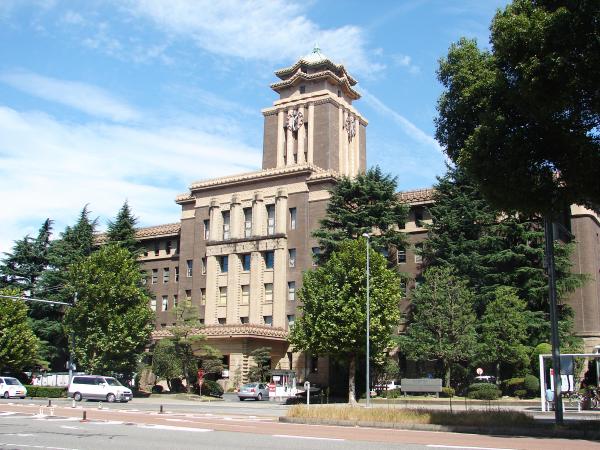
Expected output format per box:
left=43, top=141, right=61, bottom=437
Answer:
left=313, top=42, right=320, bottom=53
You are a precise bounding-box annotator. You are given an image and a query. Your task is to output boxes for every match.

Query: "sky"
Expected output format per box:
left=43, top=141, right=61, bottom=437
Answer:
left=0, top=0, right=510, bottom=253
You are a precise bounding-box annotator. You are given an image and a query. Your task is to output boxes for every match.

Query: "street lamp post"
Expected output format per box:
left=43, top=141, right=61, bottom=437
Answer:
left=362, top=233, right=371, bottom=408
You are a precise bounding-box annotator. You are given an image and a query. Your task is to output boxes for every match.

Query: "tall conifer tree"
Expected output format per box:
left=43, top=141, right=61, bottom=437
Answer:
left=107, top=201, right=140, bottom=254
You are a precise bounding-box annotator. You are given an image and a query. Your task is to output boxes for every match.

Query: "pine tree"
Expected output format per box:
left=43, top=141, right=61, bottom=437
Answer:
left=313, top=167, right=408, bottom=263
left=106, top=201, right=140, bottom=254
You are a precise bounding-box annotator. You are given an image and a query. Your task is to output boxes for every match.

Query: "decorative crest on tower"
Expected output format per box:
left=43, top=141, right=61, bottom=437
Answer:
left=344, top=112, right=356, bottom=141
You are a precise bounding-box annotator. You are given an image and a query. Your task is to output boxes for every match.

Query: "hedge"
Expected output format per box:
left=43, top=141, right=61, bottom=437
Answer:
left=24, top=386, right=67, bottom=398
left=200, top=380, right=223, bottom=398
left=467, top=383, right=501, bottom=400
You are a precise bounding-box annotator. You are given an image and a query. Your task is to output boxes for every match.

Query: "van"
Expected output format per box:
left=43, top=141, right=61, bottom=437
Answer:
left=0, top=377, right=27, bottom=399
left=68, top=375, right=132, bottom=403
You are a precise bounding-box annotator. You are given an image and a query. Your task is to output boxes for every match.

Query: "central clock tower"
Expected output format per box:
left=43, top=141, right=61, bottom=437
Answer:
left=261, top=46, right=367, bottom=176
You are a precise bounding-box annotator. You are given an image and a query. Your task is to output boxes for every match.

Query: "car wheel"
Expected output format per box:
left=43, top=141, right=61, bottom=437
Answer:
left=20, top=397, right=25, bottom=400
left=73, top=392, right=83, bottom=402
left=257, top=393, right=262, bottom=401
left=239, top=397, right=245, bottom=401
left=3, top=391, right=9, bottom=399
left=106, top=393, right=116, bottom=403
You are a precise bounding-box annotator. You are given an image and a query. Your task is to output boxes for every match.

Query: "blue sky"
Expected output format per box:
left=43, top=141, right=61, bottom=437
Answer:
left=0, top=0, right=509, bottom=252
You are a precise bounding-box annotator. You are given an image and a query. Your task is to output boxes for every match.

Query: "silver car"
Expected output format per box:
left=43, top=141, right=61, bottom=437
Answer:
left=237, top=382, right=269, bottom=401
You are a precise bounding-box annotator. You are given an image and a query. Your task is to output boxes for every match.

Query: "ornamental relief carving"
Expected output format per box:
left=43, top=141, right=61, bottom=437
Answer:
left=286, top=109, right=304, bottom=132
left=344, top=112, right=356, bottom=141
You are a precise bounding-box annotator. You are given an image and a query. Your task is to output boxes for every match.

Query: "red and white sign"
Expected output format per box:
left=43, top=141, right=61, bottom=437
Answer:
left=476, top=367, right=483, bottom=375
left=268, top=383, right=276, bottom=393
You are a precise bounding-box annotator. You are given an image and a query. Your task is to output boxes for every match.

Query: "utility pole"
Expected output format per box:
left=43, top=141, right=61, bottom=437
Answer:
left=362, top=233, right=371, bottom=408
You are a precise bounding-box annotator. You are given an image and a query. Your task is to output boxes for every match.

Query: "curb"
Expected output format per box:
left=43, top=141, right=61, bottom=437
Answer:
left=279, top=416, right=600, bottom=441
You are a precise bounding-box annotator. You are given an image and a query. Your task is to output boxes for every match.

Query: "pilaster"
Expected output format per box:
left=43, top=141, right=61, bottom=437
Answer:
left=252, top=192, right=265, bottom=236
left=209, top=199, right=222, bottom=241
left=230, top=194, right=242, bottom=239
left=275, top=188, right=288, bottom=234
left=227, top=254, right=239, bottom=323
left=277, top=110, right=285, bottom=167
left=273, top=248, right=287, bottom=328
left=204, top=255, right=218, bottom=324
left=307, top=103, right=314, bottom=164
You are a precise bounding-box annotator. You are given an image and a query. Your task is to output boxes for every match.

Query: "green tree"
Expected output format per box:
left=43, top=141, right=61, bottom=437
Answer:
left=290, top=239, right=402, bottom=403
left=477, top=286, right=530, bottom=380
left=152, top=339, right=182, bottom=391
left=64, top=244, right=154, bottom=379
left=435, top=1, right=599, bottom=214
left=313, top=167, right=408, bottom=263
left=247, top=347, right=272, bottom=383
left=0, top=288, right=42, bottom=372
left=106, top=201, right=140, bottom=254
left=200, top=346, right=224, bottom=380
left=400, top=266, right=477, bottom=387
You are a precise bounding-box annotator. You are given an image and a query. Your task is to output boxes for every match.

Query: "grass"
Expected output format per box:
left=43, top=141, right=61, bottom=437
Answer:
left=287, top=405, right=535, bottom=428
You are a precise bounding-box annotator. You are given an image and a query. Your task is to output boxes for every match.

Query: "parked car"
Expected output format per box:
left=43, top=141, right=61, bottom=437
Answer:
left=68, top=375, right=132, bottom=403
left=375, top=380, right=400, bottom=391
left=237, top=382, right=269, bottom=401
left=474, top=375, right=497, bottom=384
left=0, top=377, right=27, bottom=399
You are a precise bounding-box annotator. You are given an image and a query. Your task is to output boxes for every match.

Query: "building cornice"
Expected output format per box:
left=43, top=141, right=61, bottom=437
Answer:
left=270, top=70, right=360, bottom=100
left=275, top=60, right=357, bottom=85
left=152, top=324, right=288, bottom=341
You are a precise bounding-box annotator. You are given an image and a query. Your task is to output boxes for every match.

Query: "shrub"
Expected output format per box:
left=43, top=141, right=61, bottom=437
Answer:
left=381, top=388, right=402, bottom=399
left=501, top=377, right=525, bottom=396
left=467, top=383, right=501, bottom=400
left=523, top=375, right=539, bottom=397
left=169, top=378, right=185, bottom=393
left=24, top=386, right=67, bottom=398
left=151, top=385, right=164, bottom=394
left=201, top=380, right=223, bottom=398
left=514, top=389, right=527, bottom=398
left=440, top=387, right=455, bottom=398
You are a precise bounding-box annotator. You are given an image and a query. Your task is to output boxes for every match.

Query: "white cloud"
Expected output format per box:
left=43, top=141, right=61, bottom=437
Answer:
left=0, top=70, right=140, bottom=122
left=124, top=0, right=383, bottom=76
left=392, top=54, right=420, bottom=75
left=0, top=105, right=261, bottom=252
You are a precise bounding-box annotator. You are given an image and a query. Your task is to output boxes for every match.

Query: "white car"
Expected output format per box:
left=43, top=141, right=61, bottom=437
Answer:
left=0, top=377, right=27, bottom=399
left=68, top=375, right=132, bottom=403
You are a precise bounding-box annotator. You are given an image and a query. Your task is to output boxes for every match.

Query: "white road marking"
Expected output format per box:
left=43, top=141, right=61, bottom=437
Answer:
left=5, top=433, right=35, bottom=437
left=0, top=411, right=17, bottom=416
left=0, top=443, right=79, bottom=450
left=427, top=445, right=516, bottom=450
left=137, top=424, right=212, bottom=433
left=88, top=420, right=124, bottom=425
left=272, top=434, right=345, bottom=441
left=60, top=425, right=80, bottom=430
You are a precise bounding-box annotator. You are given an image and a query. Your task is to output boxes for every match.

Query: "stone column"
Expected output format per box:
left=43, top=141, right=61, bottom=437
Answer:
left=226, top=253, right=239, bottom=324
left=286, top=111, right=294, bottom=166
left=204, top=255, right=218, bottom=324
left=230, top=194, right=242, bottom=239
left=252, top=191, right=264, bottom=236
left=297, top=106, right=306, bottom=164
left=338, top=107, right=346, bottom=175
left=354, top=120, right=361, bottom=175
left=272, top=245, right=287, bottom=328
left=209, top=199, right=221, bottom=241
left=307, top=103, right=314, bottom=164
left=345, top=113, right=352, bottom=176
left=275, top=188, right=288, bottom=235
left=277, top=110, right=285, bottom=167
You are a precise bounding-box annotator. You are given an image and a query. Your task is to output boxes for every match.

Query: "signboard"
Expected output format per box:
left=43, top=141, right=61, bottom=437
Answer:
left=476, top=368, right=483, bottom=375
left=400, top=378, right=443, bottom=393
left=268, top=383, right=276, bottom=393
left=272, top=376, right=280, bottom=381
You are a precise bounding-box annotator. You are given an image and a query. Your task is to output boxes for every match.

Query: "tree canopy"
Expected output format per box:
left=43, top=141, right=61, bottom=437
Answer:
left=436, top=0, right=600, bottom=213
left=106, top=201, right=140, bottom=254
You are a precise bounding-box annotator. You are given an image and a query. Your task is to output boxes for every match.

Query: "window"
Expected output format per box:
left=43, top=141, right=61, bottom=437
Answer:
left=150, top=298, right=157, bottom=311
left=397, top=249, right=407, bottom=264
left=175, top=267, right=179, bottom=282
left=311, top=355, right=319, bottom=373
left=173, top=295, right=178, bottom=308
left=381, top=248, right=389, bottom=259
left=186, top=260, right=193, bottom=277
left=299, top=85, right=305, bottom=94
left=201, top=257, right=206, bottom=275
left=163, top=268, right=170, bottom=283
left=266, top=204, right=275, bottom=235
left=414, top=243, right=423, bottom=264
left=151, top=269, right=158, bottom=284
left=200, top=288, right=206, bottom=305
left=287, top=314, right=295, bottom=327
left=337, top=89, right=341, bottom=97
left=244, top=208, right=252, bottom=238
left=199, top=318, right=205, bottom=325
left=288, top=248, right=296, bottom=267
left=142, top=271, right=147, bottom=285
left=143, top=249, right=148, bottom=257
left=289, top=207, right=297, bottom=230
left=311, top=247, right=320, bottom=266
left=414, top=208, right=424, bottom=227
left=219, top=287, right=227, bottom=305
left=264, top=283, right=273, bottom=303
left=154, top=242, right=159, bottom=256
left=264, top=251, right=274, bottom=269
left=218, top=318, right=226, bottom=325
left=288, top=281, right=296, bottom=301
left=241, top=285, right=250, bottom=305
left=222, top=210, right=230, bottom=240
left=399, top=280, right=407, bottom=297
left=203, top=219, right=210, bottom=240
left=219, top=255, right=229, bottom=273
left=166, top=240, right=172, bottom=255
left=242, top=254, right=251, bottom=271
left=240, top=316, right=249, bottom=324
left=263, top=315, right=273, bottom=326
left=185, top=289, right=191, bottom=300
left=161, top=295, right=168, bottom=311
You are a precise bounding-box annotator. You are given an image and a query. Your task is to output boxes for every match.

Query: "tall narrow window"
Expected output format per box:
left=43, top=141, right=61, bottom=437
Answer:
left=219, top=287, right=227, bottom=306
left=263, top=315, right=273, bottom=326
left=266, top=204, right=275, bottom=235
left=150, top=298, right=157, bottom=311
left=161, top=295, right=168, bottom=312
left=163, top=268, right=170, bottom=283
left=219, top=255, right=229, bottom=273
left=222, top=210, right=230, bottom=240
left=397, top=249, right=407, bottom=264
left=154, top=242, right=159, bottom=256
left=288, top=281, right=296, bottom=301
left=242, top=254, right=251, bottom=271
left=240, top=316, right=249, bottom=324
left=414, top=243, right=423, bottom=264
left=414, top=208, right=424, bottom=228
left=201, top=257, right=207, bottom=275
left=173, top=295, right=178, bottom=308
left=241, top=285, right=250, bottom=305
left=200, top=288, right=206, bottom=305
left=264, top=283, right=273, bottom=303
left=175, top=266, right=179, bottom=282
left=218, top=317, right=226, bottom=325
left=287, top=314, right=295, bottom=327
left=186, top=260, right=193, bottom=277
left=142, top=271, right=147, bottom=284
left=203, top=219, right=210, bottom=240
left=151, top=269, right=158, bottom=284
left=166, top=240, right=172, bottom=255
left=311, top=247, right=321, bottom=266
left=288, top=249, right=296, bottom=267
left=289, top=207, right=297, bottom=230
left=185, top=289, right=191, bottom=300
left=244, top=208, right=252, bottom=238
left=264, top=251, right=274, bottom=269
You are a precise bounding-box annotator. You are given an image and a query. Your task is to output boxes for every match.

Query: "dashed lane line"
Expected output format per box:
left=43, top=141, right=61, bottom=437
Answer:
left=272, top=434, right=345, bottom=441
left=137, top=424, right=212, bottom=433
left=0, top=443, right=79, bottom=450
left=427, top=445, right=516, bottom=450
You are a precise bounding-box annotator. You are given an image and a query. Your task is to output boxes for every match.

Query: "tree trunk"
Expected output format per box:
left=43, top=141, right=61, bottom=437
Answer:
left=166, top=378, right=172, bottom=391
left=348, top=353, right=357, bottom=405
left=495, top=362, right=500, bottom=383
left=444, top=362, right=451, bottom=387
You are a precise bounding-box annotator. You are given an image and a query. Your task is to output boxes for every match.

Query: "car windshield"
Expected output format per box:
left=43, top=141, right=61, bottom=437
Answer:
left=104, top=378, right=122, bottom=387
left=4, top=378, right=21, bottom=386
left=242, top=383, right=257, bottom=388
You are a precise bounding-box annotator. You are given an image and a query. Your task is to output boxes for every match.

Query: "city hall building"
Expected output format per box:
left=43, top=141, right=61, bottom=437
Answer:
left=140, top=48, right=600, bottom=389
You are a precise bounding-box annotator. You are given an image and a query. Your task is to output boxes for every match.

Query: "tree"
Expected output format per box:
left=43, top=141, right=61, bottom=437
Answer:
left=477, top=286, right=530, bottom=380
left=0, top=288, right=42, bottom=372
left=63, top=244, right=154, bottom=379
left=247, top=347, right=272, bottom=382
left=152, top=339, right=182, bottom=391
left=313, top=167, right=408, bottom=263
left=399, top=266, right=477, bottom=387
left=290, top=239, right=402, bottom=404
left=436, top=1, right=599, bottom=214
left=106, top=201, right=140, bottom=254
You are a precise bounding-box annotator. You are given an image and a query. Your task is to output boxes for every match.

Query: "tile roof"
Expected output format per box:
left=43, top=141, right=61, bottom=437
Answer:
left=152, top=324, right=288, bottom=340
left=398, top=188, right=436, bottom=204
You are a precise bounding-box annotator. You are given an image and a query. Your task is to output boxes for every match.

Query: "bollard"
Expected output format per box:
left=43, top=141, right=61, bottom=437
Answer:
left=81, top=410, right=87, bottom=422
left=48, top=399, right=52, bottom=407
left=98, top=402, right=102, bottom=410
left=159, top=405, right=164, bottom=414
left=72, top=399, right=76, bottom=408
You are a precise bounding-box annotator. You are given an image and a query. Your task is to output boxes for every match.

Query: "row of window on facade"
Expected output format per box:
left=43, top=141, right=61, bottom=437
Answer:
left=204, top=206, right=298, bottom=241
left=143, top=239, right=177, bottom=257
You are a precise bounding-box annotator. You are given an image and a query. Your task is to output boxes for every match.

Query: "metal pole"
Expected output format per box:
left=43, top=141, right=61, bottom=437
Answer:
left=544, top=216, right=563, bottom=424
left=362, top=233, right=371, bottom=408
left=68, top=292, right=77, bottom=385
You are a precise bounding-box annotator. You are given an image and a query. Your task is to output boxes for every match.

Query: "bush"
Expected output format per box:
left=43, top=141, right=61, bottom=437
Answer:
left=201, top=380, right=223, bottom=398
left=151, top=385, right=164, bottom=394
left=514, top=389, right=527, bottom=398
left=523, top=375, right=539, bottom=397
left=24, top=386, right=67, bottom=398
left=169, top=378, right=185, bottom=393
left=440, top=387, right=455, bottom=398
left=467, top=383, right=501, bottom=400
left=501, top=377, right=525, bottom=396
left=380, top=388, right=402, bottom=399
